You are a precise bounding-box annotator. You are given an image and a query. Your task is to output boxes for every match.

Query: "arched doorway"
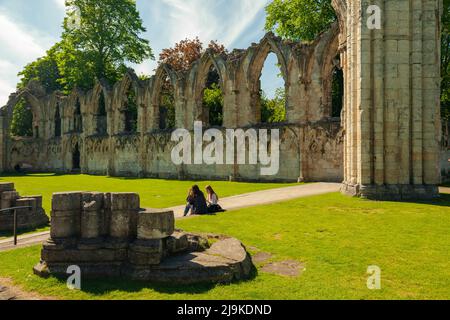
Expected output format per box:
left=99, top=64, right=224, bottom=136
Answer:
left=72, top=143, right=81, bottom=171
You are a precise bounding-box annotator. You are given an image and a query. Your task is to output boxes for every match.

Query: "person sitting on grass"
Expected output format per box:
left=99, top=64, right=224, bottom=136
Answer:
left=205, top=185, right=224, bottom=214
left=184, top=185, right=208, bottom=216
left=183, top=187, right=194, bottom=217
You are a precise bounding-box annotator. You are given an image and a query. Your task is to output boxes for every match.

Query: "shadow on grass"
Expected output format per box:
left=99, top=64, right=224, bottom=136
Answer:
left=0, top=172, right=66, bottom=179
left=50, top=265, right=258, bottom=296
left=397, top=193, right=450, bottom=207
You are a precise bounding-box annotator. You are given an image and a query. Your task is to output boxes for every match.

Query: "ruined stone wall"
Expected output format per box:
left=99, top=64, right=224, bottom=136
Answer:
left=0, top=27, right=345, bottom=183
left=334, top=0, right=443, bottom=199
left=0, top=182, right=49, bottom=232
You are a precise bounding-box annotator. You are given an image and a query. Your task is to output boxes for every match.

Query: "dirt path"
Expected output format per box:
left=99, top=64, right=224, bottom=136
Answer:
left=0, top=183, right=340, bottom=252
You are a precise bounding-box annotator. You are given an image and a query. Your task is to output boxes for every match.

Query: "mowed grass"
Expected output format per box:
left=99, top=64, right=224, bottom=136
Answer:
left=0, top=193, right=449, bottom=300
left=0, top=173, right=296, bottom=214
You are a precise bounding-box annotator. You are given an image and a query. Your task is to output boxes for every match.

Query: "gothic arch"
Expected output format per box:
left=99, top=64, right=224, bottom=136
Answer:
left=116, top=70, right=140, bottom=134
left=151, top=64, right=177, bottom=130
left=246, top=33, right=289, bottom=124
left=5, top=90, right=43, bottom=138
left=192, top=52, right=226, bottom=126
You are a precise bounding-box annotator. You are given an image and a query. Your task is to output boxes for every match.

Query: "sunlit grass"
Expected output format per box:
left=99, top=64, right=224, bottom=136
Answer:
left=0, top=193, right=449, bottom=300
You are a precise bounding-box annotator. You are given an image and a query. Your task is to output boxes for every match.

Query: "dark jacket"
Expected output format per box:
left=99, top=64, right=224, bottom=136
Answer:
left=188, top=191, right=208, bottom=215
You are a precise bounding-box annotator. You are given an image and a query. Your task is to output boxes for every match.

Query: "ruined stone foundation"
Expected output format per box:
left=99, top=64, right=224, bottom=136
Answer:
left=0, top=182, right=49, bottom=232
left=33, top=192, right=253, bottom=284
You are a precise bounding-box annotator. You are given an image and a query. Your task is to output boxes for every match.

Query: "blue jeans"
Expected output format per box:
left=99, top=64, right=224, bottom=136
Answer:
left=184, top=204, right=192, bottom=216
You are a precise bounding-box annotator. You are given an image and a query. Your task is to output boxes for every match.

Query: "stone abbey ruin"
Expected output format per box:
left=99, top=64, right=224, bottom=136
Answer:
left=0, top=182, right=48, bottom=232
left=33, top=192, right=252, bottom=284
left=0, top=0, right=448, bottom=200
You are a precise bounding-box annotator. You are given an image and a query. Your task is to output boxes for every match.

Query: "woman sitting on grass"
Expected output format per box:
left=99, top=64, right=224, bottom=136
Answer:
left=205, top=185, right=224, bottom=214
left=183, top=185, right=208, bottom=216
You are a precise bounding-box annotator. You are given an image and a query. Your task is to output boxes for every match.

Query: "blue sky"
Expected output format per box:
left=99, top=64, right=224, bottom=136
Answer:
left=0, top=0, right=284, bottom=106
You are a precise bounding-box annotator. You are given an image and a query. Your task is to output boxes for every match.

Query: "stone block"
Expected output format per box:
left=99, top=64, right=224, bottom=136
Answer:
left=0, top=182, right=14, bottom=192
left=110, top=193, right=140, bottom=210
left=16, top=197, right=37, bottom=211
left=129, top=239, right=163, bottom=265
left=82, top=192, right=104, bottom=211
left=50, top=210, right=80, bottom=239
left=52, top=192, right=82, bottom=211
left=165, top=231, right=189, bottom=254
left=1, top=191, right=19, bottom=209
left=26, top=195, right=43, bottom=208
left=110, top=209, right=137, bottom=239
left=81, top=210, right=102, bottom=240
left=137, top=209, right=174, bottom=240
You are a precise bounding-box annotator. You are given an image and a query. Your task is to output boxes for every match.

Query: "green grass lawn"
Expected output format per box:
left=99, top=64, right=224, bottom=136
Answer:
left=0, top=192, right=449, bottom=300
left=0, top=173, right=296, bottom=214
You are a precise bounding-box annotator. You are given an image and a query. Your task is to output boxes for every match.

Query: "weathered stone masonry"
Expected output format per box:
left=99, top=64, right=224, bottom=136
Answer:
left=0, top=0, right=445, bottom=200
left=0, top=26, right=344, bottom=183
left=34, top=192, right=253, bottom=284
left=0, top=182, right=48, bottom=232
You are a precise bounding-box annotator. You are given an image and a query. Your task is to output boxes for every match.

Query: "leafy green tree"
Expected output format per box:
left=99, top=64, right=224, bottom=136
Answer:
left=60, top=0, right=154, bottom=91
left=265, top=0, right=336, bottom=41
left=261, top=88, right=286, bottom=123
left=10, top=98, right=33, bottom=137
left=203, top=83, right=224, bottom=126
left=17, top=46, right=63, bottom=93
left=17, top=0, right=153, bottom=93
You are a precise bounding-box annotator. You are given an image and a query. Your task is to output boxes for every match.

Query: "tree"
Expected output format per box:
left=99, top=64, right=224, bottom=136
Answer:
left=261, top=88, right=286, bottom=123
left=265, top=0, right=336, bottom=42
left=17, top=46, right=63, bottom=93
left=158, top=37, right=226, bottom=72
left=10, top=98, right=33, bottom=137
left=158, top=38, right=226, bottom=128
left=61, top=0, right=153, bottom=90
left=17, top=0, right=153, bottom=93
left=203, top=83, right=224, bottom=126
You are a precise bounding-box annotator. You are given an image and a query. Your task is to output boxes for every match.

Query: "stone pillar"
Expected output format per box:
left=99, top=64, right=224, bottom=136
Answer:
left=129, top=209, right=174, bottom=266
left=50, top=192, right=82, bottom=239
left=335, top=0, right=442, bottom=200
left=80, top=192, right=104, bottom=243
left=109, top=193, right=140, bottom=241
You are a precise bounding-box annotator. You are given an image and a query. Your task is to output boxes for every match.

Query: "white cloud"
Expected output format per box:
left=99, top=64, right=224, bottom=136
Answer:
left=0, top=13, right=56, bottom=106
left=160, top=0, right=268, bottom=47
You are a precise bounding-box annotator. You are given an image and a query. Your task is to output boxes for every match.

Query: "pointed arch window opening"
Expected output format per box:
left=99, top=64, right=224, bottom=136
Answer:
left=123, top=83, right=138, bottom=134
left=202, top=65, right=224, bottom=128
left=331, top=55, right=344, bottom=119
left=258, top=51, right=287, bottom=124
left=74, top=99, right=83, bottom=133
left=9, top=97, right=34, bottom=138
left=54, top=103, right=61, bottom=138
left=158, top=74, right=176, bottom=130
left=96, top=93, right=108, bottom=135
